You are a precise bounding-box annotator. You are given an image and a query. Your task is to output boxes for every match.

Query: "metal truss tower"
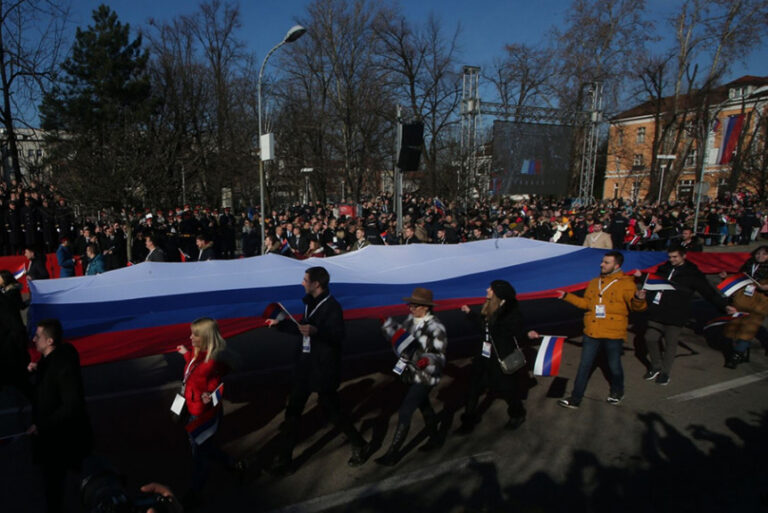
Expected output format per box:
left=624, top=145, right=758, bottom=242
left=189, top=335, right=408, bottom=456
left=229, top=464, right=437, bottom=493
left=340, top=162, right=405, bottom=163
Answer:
left=459, top=66, right=603, bottom=203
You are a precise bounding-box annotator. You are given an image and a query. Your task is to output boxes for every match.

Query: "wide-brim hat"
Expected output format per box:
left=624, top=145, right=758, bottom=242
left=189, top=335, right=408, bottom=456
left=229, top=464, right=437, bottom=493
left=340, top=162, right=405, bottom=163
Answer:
left=403, top=287, right=435, bottom=306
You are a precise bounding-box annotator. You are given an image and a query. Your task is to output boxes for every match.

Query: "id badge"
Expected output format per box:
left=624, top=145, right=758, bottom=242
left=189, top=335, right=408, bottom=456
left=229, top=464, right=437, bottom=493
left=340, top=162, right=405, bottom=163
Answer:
left=392, top=358, right=407, bottom=375
left=595, top=304, right=606, bottom=319
left=482, top=341, right=492, bottom=358
left=170, top=393, right=185, bottom=415
left=744, top=284, right=756, bottom=297
left=302, top=335, right=311, bottom=353
left=653, top=292, right=662, bottom=305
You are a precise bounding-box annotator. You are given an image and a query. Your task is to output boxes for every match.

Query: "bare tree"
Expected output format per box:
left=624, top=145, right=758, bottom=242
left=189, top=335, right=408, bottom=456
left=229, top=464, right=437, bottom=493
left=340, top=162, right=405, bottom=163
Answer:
left=372, top=9, right=462, bottom=196
left=0, top=0, right=68, bottom=182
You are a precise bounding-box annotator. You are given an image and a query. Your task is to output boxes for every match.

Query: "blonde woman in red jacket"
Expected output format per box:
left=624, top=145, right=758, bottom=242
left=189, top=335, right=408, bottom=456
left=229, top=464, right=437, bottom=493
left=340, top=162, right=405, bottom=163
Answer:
left=176, top=317, right=234, bottom=508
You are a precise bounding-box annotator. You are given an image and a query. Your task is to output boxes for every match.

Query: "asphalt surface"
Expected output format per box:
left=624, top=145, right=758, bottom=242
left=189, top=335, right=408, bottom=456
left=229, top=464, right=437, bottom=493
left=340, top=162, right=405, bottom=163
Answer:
left=2, top=243, right=768, bottom=513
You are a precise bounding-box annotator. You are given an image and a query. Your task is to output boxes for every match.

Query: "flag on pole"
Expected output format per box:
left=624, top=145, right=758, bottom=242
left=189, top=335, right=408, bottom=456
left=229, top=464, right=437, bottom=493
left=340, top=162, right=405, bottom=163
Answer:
left=262, top=302, right=298, bottom=325
left=0, top=432, right=26, bottom=448
left=390, top=328, right=415, bottom=356
left=184, top=406, right=221, bottom=445
left=716, top=273, right=754, bottom=297
left=211, top=384, right=224, bottom=407
left=533, top=336, right=567, bottom=376
left=13, top=265, right=26, bottom=280
left=178, top=248, right=189, bottom=262
left=643, top=273, right=676, bottom=291
left=704, top=312, right=749, bottom=330
left=433, top=198, right=446, bottom=216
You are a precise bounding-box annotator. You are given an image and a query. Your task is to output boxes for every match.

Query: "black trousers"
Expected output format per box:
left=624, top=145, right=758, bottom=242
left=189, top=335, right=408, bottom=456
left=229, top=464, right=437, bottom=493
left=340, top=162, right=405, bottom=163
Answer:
left=283, top=380, right=364, bottom=453
left=464, top=359, right=525, bottom=420
left=397, top=383, right=435, bottom=427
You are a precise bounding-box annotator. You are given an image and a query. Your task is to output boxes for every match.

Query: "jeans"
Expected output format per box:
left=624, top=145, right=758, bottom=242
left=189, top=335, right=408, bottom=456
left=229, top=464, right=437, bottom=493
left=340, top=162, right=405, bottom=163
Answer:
left=571, top=335, right=624, bottom=402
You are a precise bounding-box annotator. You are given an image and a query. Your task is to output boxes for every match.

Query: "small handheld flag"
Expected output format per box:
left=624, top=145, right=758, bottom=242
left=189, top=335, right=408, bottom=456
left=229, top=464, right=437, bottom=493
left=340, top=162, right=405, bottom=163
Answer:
left=13, top=265, right=25, bottom=280
left=716, top=273, right=754, bottom=297
left=643, top=273, right=675, bottom=291
left=704, top=312, right=749, bottom=330
left=262, top=302, right=299, bottom=326
left=533, top=336, right=567, bottom=376
left=390, top=328, right=415, bottom=356
left=211, top=384, right=224, bottom=407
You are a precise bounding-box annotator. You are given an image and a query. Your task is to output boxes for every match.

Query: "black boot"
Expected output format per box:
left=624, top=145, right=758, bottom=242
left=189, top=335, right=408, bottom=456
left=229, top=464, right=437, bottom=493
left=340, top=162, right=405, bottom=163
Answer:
left=375, top=424, right=409, bottom=466
left=455, top=412, right=479, bottom=436
left=348, top=440, right=373, bottom=467
left=418, top=410, right=443, bottom=452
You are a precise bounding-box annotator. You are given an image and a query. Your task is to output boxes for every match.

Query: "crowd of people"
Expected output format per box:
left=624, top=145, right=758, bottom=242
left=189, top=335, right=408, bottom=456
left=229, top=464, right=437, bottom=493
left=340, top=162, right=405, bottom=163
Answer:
left=3, top=178, right=768, bottom=511
left=3, top=243, right=767, bottom=511
left=3, top=177, right=768, bottom=278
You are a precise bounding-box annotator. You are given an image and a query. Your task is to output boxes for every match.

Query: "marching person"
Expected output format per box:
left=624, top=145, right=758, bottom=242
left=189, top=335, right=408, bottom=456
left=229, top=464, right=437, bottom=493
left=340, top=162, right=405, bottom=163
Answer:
left=457, top=280, right=538, bottom=434
left=175, top=317, right=237, bottom=509
left=723, top=278, right=768, bottom=368
left=377, top=287, right=447, bottom=466
left=557, top=251, right=647, bottom=409
left=0, top=269, right=30, bottom=398
left=636, top=246, right=735, bottom=385
left=27, top=319, right=93, bottom=513
left=266, top=266, right=371, bottom=474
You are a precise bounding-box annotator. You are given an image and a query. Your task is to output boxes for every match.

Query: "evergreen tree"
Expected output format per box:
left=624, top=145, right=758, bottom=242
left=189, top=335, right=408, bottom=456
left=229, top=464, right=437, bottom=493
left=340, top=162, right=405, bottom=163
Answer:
left=40, top=4, right=154, bottom=208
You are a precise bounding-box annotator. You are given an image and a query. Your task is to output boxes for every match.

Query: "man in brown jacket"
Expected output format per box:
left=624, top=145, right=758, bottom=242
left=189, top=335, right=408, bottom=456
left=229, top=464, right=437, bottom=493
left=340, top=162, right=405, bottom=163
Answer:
left=723, top=280, right=768, bottom=368
left=557, top=251, right=646, bottom=408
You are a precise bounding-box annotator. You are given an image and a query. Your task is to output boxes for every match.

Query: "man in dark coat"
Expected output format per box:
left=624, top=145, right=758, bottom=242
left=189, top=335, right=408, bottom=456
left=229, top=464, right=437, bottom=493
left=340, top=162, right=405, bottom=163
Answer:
left=25, top=246, right=50, bottom=281
left=193, top=234, right=215, bottom=261
left=267, top=266, right=371, bottom=474
left=27, top=319, right=92, bottom=513
left=638, top=247, right=735, bottom=385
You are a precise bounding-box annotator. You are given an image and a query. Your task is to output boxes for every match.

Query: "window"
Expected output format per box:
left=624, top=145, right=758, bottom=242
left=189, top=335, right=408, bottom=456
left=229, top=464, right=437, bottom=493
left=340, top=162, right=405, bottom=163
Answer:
left=36, top=149, right=42, bottom=158
left=685, top=149, right=697, bottom=168
left=613, top=183, right=619, bottom=199
left=27, top=149, right=34, bottom=158
left=636, top=127, right=646, bottom=144
left=633, top=154, right=644, bottom=167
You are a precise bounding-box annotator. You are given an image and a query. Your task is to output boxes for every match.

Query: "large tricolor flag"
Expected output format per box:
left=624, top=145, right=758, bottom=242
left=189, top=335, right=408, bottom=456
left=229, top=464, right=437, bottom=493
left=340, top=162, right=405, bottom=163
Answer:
left=13, top=264, right=25, bottom=280
left=533, top=335, right=567, bottom=376
left=716, top=273, right=754, bottom=297
left=704, top=312, right=749, bottom=330
left=642, top=273, right=675, bottom=291
left=26, top=239, right=687, bottom=367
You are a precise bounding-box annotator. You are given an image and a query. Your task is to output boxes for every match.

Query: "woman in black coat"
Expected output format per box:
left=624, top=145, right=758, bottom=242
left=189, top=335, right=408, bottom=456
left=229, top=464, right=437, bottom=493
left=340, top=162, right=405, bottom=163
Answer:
left=457, top=280, right=537, bottom=433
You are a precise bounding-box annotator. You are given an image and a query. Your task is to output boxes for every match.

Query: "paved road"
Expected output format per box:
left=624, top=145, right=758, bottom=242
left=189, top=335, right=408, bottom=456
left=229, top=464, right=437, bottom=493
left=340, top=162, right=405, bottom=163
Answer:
left=2, top=305, right=767, bottom=513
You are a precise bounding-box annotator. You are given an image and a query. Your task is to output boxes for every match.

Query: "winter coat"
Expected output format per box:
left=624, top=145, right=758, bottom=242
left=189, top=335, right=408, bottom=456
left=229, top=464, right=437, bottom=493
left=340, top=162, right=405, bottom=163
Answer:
left=464, top=302, right=530, bottom=391
left=85, top=254, right=105, bottom=275
left=381, top=313, right=447, bottom=386
left=182, top=350, right=227, bottom=416
left=31, top=343, right=93, bottom=466
left=56, top=244, right=75, bottom=277
left=26, top=255, right=50, bottom=281
left=563, top=271, right=646, bottom=340
left=645, top=260, right=729, bottom=326
left=724, top=283, right=768, bottom=341
left=277, top=290, right=346, bottom=393
left=0, top=287, right=29, bottom=387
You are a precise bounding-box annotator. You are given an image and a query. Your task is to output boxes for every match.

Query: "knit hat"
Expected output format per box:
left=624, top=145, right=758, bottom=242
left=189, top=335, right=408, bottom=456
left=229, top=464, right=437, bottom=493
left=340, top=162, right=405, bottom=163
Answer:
left=490, top=280, right=516, bottom=302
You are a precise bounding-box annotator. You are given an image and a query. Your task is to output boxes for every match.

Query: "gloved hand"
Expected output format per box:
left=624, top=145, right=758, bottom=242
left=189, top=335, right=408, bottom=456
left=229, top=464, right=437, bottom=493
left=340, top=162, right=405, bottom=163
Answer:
left=416, top=357, right=429, bottom=369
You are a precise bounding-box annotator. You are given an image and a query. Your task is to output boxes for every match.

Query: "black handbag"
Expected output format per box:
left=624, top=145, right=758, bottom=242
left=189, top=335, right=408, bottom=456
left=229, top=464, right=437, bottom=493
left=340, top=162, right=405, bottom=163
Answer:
left=489, top=334, right=526, bottom=375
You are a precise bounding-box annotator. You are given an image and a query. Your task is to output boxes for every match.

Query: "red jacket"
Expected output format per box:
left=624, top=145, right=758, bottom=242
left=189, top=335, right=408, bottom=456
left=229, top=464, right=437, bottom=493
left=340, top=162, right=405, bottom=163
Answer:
left=182, top=351, right=225, bottom=416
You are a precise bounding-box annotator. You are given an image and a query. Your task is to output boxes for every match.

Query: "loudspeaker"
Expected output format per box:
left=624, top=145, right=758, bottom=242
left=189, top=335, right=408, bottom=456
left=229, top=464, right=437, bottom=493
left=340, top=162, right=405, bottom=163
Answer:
left=397, top=121, right=424, bottom=171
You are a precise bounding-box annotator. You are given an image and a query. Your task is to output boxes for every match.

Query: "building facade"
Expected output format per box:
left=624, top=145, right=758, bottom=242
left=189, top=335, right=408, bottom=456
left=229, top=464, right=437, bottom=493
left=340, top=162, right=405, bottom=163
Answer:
left=604, top=75, right=768, bottom=203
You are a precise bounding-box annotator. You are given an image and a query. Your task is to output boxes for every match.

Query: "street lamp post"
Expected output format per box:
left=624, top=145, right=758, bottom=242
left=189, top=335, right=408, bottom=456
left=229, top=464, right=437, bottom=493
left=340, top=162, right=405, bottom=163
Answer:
left=258, top=25, right=307, bottom=254
left=656, top=154, right=676, bottom=205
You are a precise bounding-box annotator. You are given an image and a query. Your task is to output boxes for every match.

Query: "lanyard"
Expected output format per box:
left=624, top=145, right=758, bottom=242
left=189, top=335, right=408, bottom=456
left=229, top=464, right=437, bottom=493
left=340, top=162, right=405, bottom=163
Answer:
left=752, top=264, right=759, bottom=277
left=668, top=268, right=676, bottom=281
left=181, top=357, right=198, bottom=393
left=597, top=278, right=618, bottom=304
left=305, top=295, right=331, bottom=320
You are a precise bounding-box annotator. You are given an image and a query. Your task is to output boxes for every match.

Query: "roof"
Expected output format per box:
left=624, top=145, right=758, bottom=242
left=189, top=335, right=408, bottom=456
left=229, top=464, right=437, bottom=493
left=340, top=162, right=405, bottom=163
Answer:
left=612, top=75, right=768, bottom=121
